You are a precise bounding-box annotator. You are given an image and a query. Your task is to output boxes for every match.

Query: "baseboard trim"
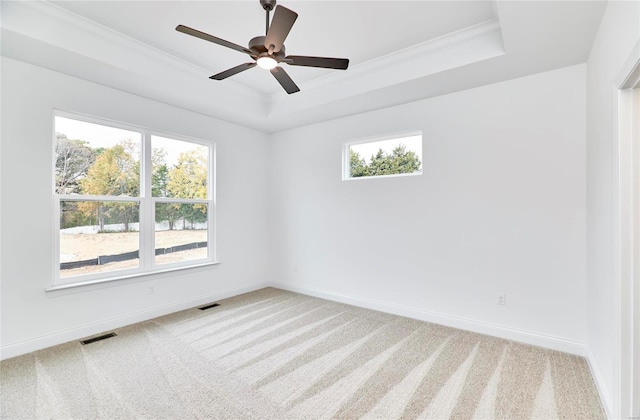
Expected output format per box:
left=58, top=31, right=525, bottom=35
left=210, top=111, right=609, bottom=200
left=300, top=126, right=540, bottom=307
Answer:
left=1, top=281, right=589, bottom=362
left=584, top=346, right=614, bottom=419
left=0, top=281, right=270, bottom=361
left=272, top=282, right=586, bottom=356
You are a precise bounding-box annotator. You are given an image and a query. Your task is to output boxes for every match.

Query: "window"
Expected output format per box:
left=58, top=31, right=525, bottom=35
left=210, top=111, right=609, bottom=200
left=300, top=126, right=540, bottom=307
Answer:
left=53, top=113, right=215, bottom=288
left=343, top=131, right=423, bottom=180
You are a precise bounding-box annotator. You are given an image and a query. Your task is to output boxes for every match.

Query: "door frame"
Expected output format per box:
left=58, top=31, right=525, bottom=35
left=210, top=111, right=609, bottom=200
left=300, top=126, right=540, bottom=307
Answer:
left=615, top=39, right=640, bottom=420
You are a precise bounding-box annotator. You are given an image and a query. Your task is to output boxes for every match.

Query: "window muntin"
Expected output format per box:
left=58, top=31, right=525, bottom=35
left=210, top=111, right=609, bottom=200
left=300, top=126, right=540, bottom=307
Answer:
left=344, top=132, right=423, bottom=179
left=53, top=113, right=215, bottom=287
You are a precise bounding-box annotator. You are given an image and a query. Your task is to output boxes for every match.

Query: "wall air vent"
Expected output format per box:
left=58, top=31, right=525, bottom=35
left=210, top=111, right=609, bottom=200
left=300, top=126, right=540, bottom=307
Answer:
left=80, top=332, right=117, bottom=345
left=198, top=303, right=220, bottom=311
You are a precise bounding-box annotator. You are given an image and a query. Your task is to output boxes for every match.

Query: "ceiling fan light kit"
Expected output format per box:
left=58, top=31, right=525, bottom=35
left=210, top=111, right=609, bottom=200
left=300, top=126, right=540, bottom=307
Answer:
left=176, top=0, right=350, bottom=94
left=257, top=56, right=278, bottom=70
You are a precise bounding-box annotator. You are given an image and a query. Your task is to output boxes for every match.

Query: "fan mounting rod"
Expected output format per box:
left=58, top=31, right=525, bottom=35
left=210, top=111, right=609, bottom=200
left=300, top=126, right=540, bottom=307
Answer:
left=261, top=0, right=277, bottom=34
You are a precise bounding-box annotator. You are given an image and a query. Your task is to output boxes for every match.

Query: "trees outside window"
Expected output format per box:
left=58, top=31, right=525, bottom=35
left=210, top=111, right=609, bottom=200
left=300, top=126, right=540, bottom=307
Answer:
left=345, top=133, right=422, bottom=179
left=55, top=133, right=96, bottom=195
left=54, top=114, right=214, bottom=286
left=151, top=135, right=209, bottom=265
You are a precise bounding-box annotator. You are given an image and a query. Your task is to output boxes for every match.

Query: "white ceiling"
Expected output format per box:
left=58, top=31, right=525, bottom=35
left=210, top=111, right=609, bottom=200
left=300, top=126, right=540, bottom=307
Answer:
left=49, top=1, right=497, bottom=94
left=1, top=1, right=607, bottom=133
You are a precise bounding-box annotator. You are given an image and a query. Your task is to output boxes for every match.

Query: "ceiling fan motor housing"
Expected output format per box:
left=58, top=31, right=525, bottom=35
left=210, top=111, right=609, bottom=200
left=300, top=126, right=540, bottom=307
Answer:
left=260, top=0, right=277, bottom=11
left=249, top=36, right=285, bottom=59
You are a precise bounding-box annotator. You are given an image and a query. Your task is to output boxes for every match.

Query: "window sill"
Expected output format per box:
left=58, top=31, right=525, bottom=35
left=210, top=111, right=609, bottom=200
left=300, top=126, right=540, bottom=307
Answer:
left=45, top=261, right=220, bottom=294
left=342, top=171, right=423, bottom=181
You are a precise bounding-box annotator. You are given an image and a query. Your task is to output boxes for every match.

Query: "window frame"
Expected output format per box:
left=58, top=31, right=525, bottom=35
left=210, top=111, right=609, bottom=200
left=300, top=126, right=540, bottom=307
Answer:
left=50, top=110, right=217, bottom=290
left=342, top=130, right=424, bottom=181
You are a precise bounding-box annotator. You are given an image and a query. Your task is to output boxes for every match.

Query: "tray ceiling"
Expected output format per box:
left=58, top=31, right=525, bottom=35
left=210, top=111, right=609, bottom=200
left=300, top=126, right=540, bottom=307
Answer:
left=1, top=1, right=606, bottom=132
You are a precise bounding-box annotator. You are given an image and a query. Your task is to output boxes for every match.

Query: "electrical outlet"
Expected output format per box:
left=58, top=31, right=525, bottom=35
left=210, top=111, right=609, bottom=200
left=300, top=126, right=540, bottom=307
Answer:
left=498, top=294, right=506, bottom=305
left=148, top=286, right=155, bottom=295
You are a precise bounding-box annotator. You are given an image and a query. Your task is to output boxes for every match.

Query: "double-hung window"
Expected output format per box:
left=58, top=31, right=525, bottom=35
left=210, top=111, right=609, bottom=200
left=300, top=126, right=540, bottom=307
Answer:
left=53, top=112, right=215, bottom=288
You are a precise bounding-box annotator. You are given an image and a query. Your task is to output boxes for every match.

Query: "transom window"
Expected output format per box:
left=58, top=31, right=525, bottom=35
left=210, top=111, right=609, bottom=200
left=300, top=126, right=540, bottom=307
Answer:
left=343, top=131, right=423, bottom=180
left=53, top=112, right=215, bottom=288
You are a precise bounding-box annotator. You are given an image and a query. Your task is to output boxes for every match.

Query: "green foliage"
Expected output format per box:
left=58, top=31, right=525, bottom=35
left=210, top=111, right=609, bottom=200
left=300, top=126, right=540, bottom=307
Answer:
left=151, top=147, right=169, bottom=197
left=178, top=203, right=208, bottom=229
left=152, top=164, right=169, bottom=197
left=155, top=203, right=182, bottom=231
left=58, top=137, right=210, bottom=232
left=60, top=201, right=93, bottom=229
left=350, top=149, right=369, bottom=178
left=165, top=148, right=208, bottom=229
left=167, top=148, right=208, bottom=199
left=350, top=143, right=421, bottom=178
left=78, top=142, right=139, bottom=231
left=150, top=147, right=180, bottom=229
left=80, top=143, right=139, bottom=196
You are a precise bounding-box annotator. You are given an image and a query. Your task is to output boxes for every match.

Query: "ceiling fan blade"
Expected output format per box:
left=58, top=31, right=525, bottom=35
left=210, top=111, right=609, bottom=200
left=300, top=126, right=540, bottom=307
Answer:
left=270, top=67, right=300, bottom=94
left=264, top=6, right=298, bottom=53
left=286, top=56, right=349, bottom=70
left=210, top=63, right=257, bottom=80
left=176, top=25, right=253, bottom=56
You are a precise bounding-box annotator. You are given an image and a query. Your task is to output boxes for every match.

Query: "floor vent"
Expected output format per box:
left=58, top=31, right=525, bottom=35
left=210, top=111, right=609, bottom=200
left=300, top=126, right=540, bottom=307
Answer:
left=198, top=303, right=220, bottom=311
left=80, top=332, right=117, bottom=345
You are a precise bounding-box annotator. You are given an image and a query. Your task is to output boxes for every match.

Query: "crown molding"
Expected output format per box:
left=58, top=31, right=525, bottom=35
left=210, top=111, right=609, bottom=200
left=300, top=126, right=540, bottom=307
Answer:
left=1, top=0, right=272, bottom=128
left=1, top=1, right=268, bottom=107
left=5, top=0, right=259, bottom=99
left=1, top=0, right=504, bottom=130
left=267, top=19, right=505, bottom=117
left=271, top=18, right=502, bottom=101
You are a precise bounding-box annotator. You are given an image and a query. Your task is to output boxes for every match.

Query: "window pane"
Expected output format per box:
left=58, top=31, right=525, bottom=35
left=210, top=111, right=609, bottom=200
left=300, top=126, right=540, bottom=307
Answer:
left=60, top=200, right=140, bottom=278
left=55, top=116, right=141, bottom=196
left=348, top=134, right=422, bottom=178
left=151, top=135, right=209, bottom=199
left=155, top=203, right=208, bottom=265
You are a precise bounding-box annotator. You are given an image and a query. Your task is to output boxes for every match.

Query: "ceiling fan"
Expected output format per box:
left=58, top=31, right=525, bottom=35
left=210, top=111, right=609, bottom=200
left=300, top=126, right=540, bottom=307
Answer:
left=176, top=0, right=349, bottom=94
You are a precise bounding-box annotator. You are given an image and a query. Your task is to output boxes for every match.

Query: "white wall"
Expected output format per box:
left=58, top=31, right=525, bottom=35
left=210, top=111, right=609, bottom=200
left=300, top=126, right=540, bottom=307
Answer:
left=0, top=58, right=271, bottom=358
left=270, top=64, right=588, bottom=353
left=586, top=1, right=640, bottom=417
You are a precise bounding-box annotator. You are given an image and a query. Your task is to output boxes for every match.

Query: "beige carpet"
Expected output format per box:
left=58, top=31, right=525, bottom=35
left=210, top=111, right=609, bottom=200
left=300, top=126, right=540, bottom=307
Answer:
left=1, top=288, right=604, bottom=419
